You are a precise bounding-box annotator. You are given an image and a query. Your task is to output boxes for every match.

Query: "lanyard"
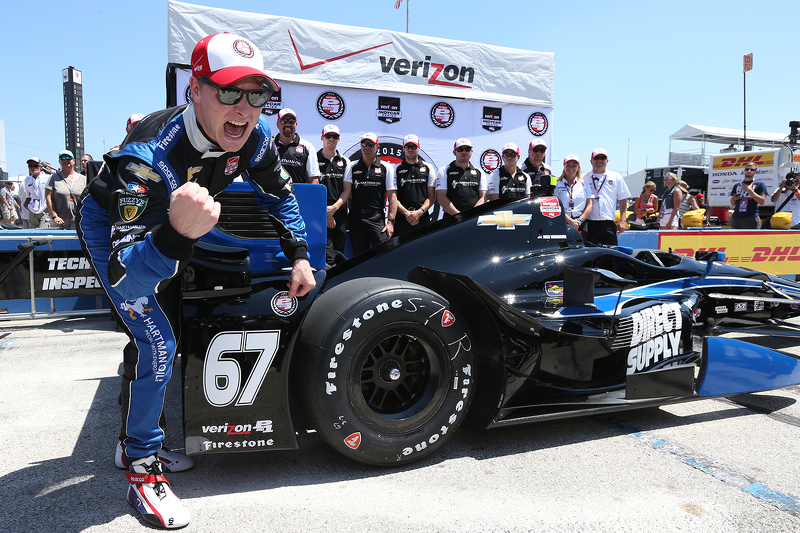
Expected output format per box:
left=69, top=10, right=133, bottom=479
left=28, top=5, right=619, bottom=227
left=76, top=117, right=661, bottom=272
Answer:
left=592, top=174, right=607, bottom=197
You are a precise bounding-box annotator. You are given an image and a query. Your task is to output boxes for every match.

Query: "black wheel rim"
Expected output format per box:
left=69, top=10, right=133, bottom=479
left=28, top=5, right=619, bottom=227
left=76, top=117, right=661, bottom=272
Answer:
left=349, top=323, right=450, bottom=430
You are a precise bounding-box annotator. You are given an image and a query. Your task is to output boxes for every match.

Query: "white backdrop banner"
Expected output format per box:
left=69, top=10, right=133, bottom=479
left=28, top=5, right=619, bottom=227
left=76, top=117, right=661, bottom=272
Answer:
left=168, top=1, right=554, bottom=173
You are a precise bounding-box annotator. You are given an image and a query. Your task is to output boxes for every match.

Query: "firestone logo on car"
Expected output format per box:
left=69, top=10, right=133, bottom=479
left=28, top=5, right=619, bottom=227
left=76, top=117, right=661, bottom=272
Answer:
left=380, top=55, right=476, bottom=89
left=344, top=432, right=362, bottom=449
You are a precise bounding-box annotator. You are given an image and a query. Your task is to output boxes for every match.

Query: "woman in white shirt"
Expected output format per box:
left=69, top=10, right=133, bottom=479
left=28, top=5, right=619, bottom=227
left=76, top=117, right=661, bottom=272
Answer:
left=554, top=154, right=593, bottom=231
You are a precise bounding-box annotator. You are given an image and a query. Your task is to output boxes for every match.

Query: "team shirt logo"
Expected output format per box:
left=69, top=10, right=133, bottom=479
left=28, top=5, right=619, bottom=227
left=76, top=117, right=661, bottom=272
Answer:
left=125, top=162, right=162, bottom=183
left=232, top=39, right=255, bottom=58
left=118, top=194, right=148, bottom=222
left=126, top=182, right=147, bottom=194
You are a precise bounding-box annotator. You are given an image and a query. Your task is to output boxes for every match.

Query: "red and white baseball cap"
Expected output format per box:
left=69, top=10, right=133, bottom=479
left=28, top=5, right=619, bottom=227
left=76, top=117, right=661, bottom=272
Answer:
left=501, top=142, right=520, bottom=156
left=529, top=139, right=547, bottom=150
left=278, top=108, right=297, bottom=120
left=454, top=138, right=472, bottom=150
left=191, top=33, right=279, bottom=91
left=321, top=124, right=340, bottom=136
left=591, top=148, right=609, bottom=159
left=126, top=113, right=145, bottom=132
left=403, top=134, right=421, bottom=147
left=361, top=132, right=379, bottom=144
left=563, top=154, right=580, bottom=164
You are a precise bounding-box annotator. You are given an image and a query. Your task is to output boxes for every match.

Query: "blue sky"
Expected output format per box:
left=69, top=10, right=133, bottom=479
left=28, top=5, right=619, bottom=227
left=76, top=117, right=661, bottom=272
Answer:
left=1, top=0, right=797, bottom=179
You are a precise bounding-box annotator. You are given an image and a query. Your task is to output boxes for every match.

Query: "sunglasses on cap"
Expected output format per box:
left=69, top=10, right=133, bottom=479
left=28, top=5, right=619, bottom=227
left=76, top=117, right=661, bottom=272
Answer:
left=199, top=77, right=272, bottom=108
left=502, top=152, right=518, bottom=158
left=592, top=155, right=607, bottom=161
left=403, top=144, right=419, bottom=150
left=323, top=133, right=339, bottom=140
left=456, top=146, right=472, bottom=153
left=361, top=141, right=376, bottom=148
left=530, top=147, right=546, bottom=153
left=59, top=155, right=73, bottom=161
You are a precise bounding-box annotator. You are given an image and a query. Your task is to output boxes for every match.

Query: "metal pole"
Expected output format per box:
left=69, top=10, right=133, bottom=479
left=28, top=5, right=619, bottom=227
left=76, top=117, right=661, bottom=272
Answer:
left=406, top=0, right=409, bottom=33
left=743, top=71, right=747, bottom=150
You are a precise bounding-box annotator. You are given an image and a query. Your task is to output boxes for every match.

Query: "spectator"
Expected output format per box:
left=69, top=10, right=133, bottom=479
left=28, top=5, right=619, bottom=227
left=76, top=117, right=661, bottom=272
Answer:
left=769, top=172, right=800, bottom=228
left=659, top=172, right=683, bottom=230
left=730, top=163, right=766, bottom=229
left=46, top=150, right=87, bottom=230
left=488, top=143, right=531, bottom=201
left=274, top=109, right=320, bottom=184
left=126, top=113, right=145, bottom=134
left=677, top=180, right=700, bottom=217
left=436, top=138, right=487, bottom=215
left=583, top=148, right=630, bottom=245
left=22, top=158, right=52, bottom=229
left=634, top=181, right=659, bottom=223
left=394, top=133, right=436, bottom=236
left=554, top=154, right=592, bottom=231
left=317, top=124, right=350, bottom=266
left=81, top=153, right=94, bottom=174
left=521, top=139, right=553, bottom=196
left=339, top=133, right=397, bottom=255
left=1, top=182, right=18, bottom=224
left=695, top=192, right=705, bottom=209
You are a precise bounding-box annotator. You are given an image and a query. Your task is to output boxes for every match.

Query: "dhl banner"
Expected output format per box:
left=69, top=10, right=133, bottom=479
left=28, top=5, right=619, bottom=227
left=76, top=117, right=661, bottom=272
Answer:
left=707, top=148, right=791, bottom=208
left=659, top=230, right=800, bottom=275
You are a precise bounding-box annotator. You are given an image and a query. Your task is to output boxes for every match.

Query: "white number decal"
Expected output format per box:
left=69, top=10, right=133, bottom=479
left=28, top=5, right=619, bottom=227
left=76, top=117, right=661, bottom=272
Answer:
left=203, top=330, right=280, bottom=407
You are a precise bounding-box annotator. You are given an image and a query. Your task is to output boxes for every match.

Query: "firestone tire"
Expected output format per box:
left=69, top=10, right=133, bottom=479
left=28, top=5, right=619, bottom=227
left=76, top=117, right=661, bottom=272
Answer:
left=294, top=278, right=476, bottom=466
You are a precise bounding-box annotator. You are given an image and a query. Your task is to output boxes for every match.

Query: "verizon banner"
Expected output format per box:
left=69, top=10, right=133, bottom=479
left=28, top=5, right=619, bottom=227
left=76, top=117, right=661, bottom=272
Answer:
left=167, top=2, right=554, bottom=173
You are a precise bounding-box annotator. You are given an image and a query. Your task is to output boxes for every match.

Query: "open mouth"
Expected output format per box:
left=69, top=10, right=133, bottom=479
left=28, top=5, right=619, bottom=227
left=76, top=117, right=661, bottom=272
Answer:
left=224, top=120, right=247, bottom=139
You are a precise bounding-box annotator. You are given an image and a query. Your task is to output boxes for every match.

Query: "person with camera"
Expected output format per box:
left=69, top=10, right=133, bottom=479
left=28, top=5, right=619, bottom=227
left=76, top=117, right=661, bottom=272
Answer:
left=770, top=172, right=800, bottom=228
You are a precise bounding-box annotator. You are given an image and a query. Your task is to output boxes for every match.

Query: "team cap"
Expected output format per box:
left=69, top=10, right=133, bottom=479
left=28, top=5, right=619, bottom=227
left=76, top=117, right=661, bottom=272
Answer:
left=27, top=157, right=42, bottom=166
left=361, top=132, right=379, bottom=143
left=529, top=139, right=547, bottom=150
left=278, top=108, right=297, bottom=120
left=58, top=150, right=74, bottom=159
left=454, top=138, right=472, bottom=149
left=191, top=33, right=279, bottom=91
left=321, top=124, right=339, bottom=136
left=591, top=148, right=609, bottom=159
left=126, top=113, right=145, bottom=132
left=563, top=154, right=580, bottom=164
left=403, top=134, right=421, bottom=147
left=502, top=143, right=520, bottom=155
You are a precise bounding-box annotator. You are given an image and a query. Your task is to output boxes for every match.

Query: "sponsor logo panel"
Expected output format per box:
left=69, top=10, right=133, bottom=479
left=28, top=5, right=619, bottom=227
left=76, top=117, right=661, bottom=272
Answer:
left=429, top=102, right=455, bottom=129
left=316, top=91, right=346, bottom=120
left=528, top=112, right=548, bottom=136
left=481, top=106, right=502, bottom=132
left=480, top=149, right=500, bottom=173
left=663, top=232, right=800, bottom=275
left=376, top=96, right=402, bottom=124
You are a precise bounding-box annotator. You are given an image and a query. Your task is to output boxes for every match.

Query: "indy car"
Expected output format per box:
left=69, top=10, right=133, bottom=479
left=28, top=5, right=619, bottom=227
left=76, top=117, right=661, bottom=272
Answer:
left=179, top=187, right=800, bottom=466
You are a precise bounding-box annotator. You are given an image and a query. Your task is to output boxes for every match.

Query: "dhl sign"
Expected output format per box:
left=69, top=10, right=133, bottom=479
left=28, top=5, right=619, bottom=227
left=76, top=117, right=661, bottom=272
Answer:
left=712, top=152, right=775, bottom=170
left=659, top=231, right=800, bottom=275
left=794, top=154, right=800, bottom=163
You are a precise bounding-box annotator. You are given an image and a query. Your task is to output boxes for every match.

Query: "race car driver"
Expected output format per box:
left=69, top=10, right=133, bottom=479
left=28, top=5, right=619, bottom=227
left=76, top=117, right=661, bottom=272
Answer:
left=77, top=33, right=315, bottom=529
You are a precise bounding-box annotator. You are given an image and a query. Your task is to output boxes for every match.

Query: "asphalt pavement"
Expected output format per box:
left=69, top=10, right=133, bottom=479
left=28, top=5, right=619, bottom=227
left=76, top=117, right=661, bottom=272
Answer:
left=2, top=316, right=800, bottom=532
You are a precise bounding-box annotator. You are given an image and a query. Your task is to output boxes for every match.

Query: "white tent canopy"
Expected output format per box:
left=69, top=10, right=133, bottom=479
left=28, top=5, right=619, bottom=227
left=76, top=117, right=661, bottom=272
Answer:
left=669, top=124, right=788, bottom=148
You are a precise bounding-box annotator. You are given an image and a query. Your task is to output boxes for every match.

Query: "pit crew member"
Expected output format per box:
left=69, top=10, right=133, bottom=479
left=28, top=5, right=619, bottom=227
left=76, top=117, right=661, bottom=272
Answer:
left=488, top=142, right=531, bottom=201
left=436, top=138, right=487, bottom=215
left=393, top=133, right=436, bottom=236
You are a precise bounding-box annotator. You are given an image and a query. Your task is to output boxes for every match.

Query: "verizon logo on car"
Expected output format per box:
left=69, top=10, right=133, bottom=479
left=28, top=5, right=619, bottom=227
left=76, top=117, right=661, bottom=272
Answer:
left=379, top=55, right=475, bottom=89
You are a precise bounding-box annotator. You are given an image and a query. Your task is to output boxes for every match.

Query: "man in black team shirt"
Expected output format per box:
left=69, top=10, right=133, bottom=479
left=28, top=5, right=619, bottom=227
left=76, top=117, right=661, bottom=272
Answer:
left=436, top=138, right=487, bottom=215
left=274, top=108, right=320, bottom=184
left=521, top=139, right=554, bottom=196
left=317, top=124, right=350, bottom=266
left=393, top=133, right=436, bottom=236
left=331, top=132, right=397, bottom=256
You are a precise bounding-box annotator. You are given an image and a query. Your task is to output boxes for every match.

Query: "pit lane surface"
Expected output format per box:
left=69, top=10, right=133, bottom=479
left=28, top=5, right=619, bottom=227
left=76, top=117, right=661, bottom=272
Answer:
left=2, top=316, right=800, bottom=532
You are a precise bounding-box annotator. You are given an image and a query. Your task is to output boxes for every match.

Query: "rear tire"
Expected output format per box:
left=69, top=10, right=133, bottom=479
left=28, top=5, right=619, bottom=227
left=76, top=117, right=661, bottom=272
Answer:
left=294, top=278, right=476, bottom=466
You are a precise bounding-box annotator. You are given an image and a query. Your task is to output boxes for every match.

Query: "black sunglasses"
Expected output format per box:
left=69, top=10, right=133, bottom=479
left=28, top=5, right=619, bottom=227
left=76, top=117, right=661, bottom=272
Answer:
left=324, top=133, right=339, bottom=139
left=531, top=147, right=546, bottom=153
left=593, top=155, right=608, bottom=161
left=456, top=146, right=472, bottom=153
left=199, top=77, right=272, bottom=108
left=279, top=117, right=297, bottom=125
left=745, top=167, right=757, bottom=171
left=403, top=144, right=419, bottom=150
left=502, top=152, right=518, bottom=158
left=361, top=141, right=376, bottom=148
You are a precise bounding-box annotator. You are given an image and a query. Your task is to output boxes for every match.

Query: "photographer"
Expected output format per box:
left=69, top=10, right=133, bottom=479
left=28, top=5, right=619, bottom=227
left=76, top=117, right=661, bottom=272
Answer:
left=770, top=172, right=800, bottom=228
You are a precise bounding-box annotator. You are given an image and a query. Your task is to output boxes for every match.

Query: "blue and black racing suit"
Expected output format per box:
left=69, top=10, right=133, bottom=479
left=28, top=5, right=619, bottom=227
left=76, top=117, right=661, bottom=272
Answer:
left=77, top=104, right=308, bottom=460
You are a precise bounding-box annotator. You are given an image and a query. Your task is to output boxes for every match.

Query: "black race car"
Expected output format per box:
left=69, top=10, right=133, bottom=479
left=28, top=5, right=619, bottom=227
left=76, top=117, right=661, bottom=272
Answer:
left=180, top=186, right=800, bottom=466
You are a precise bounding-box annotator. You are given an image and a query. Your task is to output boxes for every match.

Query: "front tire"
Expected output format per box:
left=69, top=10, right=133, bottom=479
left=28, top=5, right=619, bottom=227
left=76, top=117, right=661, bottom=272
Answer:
left=294, top=278, right=476, bottom=466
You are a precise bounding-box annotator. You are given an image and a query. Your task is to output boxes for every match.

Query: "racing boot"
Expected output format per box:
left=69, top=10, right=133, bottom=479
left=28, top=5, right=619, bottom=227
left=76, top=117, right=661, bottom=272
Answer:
left=116, top=440, right=194, bottom=472
left=125, top=455, right=190, bottom=529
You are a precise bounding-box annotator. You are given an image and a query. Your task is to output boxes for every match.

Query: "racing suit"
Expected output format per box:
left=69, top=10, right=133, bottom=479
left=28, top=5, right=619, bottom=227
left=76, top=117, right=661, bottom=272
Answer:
left=77, top=104, right=308, bottom=460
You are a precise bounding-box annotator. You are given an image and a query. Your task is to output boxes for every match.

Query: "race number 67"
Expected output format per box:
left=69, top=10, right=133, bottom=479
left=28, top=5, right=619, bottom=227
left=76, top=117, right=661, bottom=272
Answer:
left=203, top=331, right=280, bottom=407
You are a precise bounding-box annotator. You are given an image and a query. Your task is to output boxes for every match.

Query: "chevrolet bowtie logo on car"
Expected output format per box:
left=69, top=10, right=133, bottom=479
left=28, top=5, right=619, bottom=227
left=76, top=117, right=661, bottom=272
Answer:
left=477, top=211, right=532, bottom=230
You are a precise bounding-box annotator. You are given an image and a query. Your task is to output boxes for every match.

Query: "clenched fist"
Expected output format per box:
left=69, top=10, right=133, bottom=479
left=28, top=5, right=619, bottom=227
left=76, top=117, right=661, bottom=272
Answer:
left=169, top=182, right=221, bottom=239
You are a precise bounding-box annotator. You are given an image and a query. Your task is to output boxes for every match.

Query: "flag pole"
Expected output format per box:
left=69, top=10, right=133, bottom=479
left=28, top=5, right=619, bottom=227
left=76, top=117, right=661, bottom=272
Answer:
left=407, top=0, right=409, bottom=33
